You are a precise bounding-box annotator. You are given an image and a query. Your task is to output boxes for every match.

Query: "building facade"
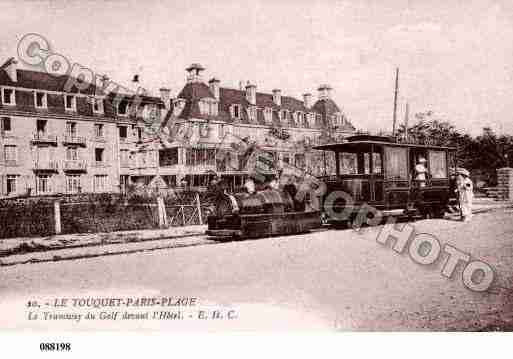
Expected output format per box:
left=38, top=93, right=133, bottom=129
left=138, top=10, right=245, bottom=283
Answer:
left=0, top=58, right=355, bottom=197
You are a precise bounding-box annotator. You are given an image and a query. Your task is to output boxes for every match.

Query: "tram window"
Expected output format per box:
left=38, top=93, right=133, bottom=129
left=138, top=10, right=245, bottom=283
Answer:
left=384, top=147, right=408, bottom=180
left=339, top=152, right=358, bottom=174
left=373, top=152, right=382, bottom=174
left=429, top=150, right=447, bottom=178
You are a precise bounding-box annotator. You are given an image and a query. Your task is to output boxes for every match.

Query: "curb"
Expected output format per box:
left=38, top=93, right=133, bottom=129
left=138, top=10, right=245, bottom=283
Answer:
left=0, top=234, right=215, bottom=267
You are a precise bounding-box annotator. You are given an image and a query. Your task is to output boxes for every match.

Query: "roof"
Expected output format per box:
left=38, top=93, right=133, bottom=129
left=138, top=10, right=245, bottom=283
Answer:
left=176, top=83, right=355, bottom=130
left=0, top=68, right=100, bottom=95
left=314, top=140, right=456, bottom=152
left=0, top=68, right=163, bottom=120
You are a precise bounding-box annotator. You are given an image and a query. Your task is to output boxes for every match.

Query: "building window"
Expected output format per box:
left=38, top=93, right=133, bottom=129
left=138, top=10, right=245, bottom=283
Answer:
left=94, top=123, right=104, bottom=138
left=36, top=119, right=47, bottom=135
left=159, top=148, right=179, bottom=166
left=66, top=175, right=81, bottom=193
left=6, top=175, right=17, bottom=194
left=34, top=91, right=47, bottom=109
left=1, top=87, right=15, bottom=105
left=1, top=117, right=11, bottom=133
left=66, top=146, right=79, bottom=161
left=137, top=127, right=142, bottom=142
left=199, top=123, right=209, bottom=138
left=295, top=153, right=306, bottom=169
left=119, top=126, right=127, bottom=140
left=247, top=106, right=257, bottom=122
left=315, top=114, right=322, bottom=125
left=199, top=98, right=218, bottom=116
left=36, top=175, right=51, bottom=194
left=120, top=149, right=130, bottom=167
left=92, top=97, right=104, bottom=114
left=280, top=110, right=290, bottom=125
left=66, top=121, right=77, bottom=137
left=231, top=104, right=241, bottom=119
left=185, top=148, right=216, bottom=166
left=117, top=100, right=129, bottom=116
left=65, top=95, right=76, bottom=111
left=4, top=145, right=17, bottom=163
left=93, top=175, right=108, bottom=192
left=263, top=107, right=272, bottom=124
left=95, top=148, right=104, bottom=163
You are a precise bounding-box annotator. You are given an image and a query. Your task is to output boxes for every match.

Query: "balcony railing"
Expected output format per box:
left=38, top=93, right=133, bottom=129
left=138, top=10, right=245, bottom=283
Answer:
left=63, top=135, right=87, bottom=146
left=63, top=160, right=87, bottom=172
left=33, top=161, right=58, bottom=171
left=32, top=133, right=58, bottom=145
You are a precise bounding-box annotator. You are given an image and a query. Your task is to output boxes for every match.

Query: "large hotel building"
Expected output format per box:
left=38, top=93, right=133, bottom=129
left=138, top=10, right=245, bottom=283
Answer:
left=0, top=58, right=355, bottom=197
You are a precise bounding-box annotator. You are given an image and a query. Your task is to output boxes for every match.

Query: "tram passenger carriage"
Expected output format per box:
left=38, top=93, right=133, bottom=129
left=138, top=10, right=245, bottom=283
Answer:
left=315, top=135, right=456, bottom=225
left=206, top=135, right=456, bottom=239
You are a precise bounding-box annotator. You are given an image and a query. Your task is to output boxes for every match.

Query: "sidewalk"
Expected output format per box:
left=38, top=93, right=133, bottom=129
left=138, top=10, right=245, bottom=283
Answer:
left=0, top=200, right=511, bottom=267
left=0, top=225, right=207, bottom=262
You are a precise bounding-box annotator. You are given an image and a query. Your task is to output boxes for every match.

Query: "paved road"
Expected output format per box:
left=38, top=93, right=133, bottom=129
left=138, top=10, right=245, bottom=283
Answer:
left=1, top=208, right=512, bottom=331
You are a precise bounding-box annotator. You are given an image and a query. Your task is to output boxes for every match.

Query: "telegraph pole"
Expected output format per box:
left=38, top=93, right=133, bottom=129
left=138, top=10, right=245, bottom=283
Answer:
left=392, top=68, right=399, bottom=136
left=404, top=102, right=409, bottom=141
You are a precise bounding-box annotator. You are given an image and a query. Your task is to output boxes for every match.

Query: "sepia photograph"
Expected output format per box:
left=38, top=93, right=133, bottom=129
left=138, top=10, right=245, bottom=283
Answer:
left=0, top=0, right=512, bottom=354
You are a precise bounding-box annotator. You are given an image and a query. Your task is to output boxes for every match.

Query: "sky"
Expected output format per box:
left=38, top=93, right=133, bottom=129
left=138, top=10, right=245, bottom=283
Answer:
left=1, top=0, right=512, bottom=136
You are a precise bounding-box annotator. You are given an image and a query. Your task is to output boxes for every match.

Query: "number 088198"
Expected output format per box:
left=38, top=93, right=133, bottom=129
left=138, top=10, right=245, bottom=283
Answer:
left=40, top=343, right=71, bottom=351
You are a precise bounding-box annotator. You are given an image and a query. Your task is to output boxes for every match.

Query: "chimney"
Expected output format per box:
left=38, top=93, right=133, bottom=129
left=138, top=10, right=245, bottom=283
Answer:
left=186, top=63, right=205, bottom=83
left=1, top=57, right=18, bottom=82
left=160, top=88, right=171, bottom=110
left=272, top=89, right=281, bottom=106
left=318, top=84, right=332, bottom=100
left=303, top=93, right=312, bottom=109
left=208, top=77, right=220, bottom=100
left=245, top=82, right=256, bottom=105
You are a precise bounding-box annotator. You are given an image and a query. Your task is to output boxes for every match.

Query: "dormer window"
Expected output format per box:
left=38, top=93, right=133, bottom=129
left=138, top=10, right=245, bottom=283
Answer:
left=315, top=114, right=322, bottom=126
left=307, top=113, right=315, bottom=128
left=295, top=111, right=303, bottom=126
left=199, top=123, right=210, bottom=138
left=302, top=113, right=308, bottom=127
left=34, top=91, right=47, bottom=109
left=173, top=98, right=186, bottom=116
left=199, top=98, right=218, bottom=116
left=246, top=106, right=257, bottom=123
left=280, top=110, right=289, bottom=125
left=92, top=97, right=104, bottom=114
left=263, top=107, right=273, bottom=124
left=231, top=104, right=241, bottom=119
left=65, top=94, right=77, bottom=111
left=117, top=100, right=129, bottom=116
left=1, top=87, right=15, bottom=105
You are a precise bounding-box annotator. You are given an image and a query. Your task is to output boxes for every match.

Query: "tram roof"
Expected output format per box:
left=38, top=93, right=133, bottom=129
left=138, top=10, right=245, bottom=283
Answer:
left=313, top=140, right=456, bottom=152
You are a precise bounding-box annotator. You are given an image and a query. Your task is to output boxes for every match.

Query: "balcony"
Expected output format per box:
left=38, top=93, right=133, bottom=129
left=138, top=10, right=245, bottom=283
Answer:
left=63, top=160, right=87, bottom=172
left=32, top=133, right=58, bottom=145
left=63, top=135, right=87, bottom=147
left=33, top=161, right=58, bottom=172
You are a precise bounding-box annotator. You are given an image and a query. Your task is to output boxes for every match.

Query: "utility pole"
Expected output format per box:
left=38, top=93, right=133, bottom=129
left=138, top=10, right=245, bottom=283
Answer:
left=392, top=67, right=399, bottom=136
left=404, top=102, right=409, bottom=141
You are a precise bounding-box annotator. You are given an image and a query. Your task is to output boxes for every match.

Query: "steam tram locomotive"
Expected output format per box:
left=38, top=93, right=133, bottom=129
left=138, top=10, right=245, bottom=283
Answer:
left=206, top=135, right=456, bottom=239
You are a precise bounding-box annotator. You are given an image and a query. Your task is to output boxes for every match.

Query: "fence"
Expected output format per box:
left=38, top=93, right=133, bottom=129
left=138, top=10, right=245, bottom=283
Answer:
left=0, top=191, right=213, bottom=239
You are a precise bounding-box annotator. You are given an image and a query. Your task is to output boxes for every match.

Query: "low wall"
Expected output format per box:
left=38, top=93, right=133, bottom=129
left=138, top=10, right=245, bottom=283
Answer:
left=0, top=191, right=214, bottom=239
left=497, top=168, right=513, bottom=200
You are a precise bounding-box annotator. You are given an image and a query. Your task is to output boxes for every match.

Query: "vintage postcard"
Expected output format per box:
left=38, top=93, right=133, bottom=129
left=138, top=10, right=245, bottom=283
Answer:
left=0, top=0, right=512, bottom=353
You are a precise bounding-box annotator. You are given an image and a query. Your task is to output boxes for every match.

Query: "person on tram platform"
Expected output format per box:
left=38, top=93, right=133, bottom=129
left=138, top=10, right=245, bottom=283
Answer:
left=415, top=157, right=428, bottom=187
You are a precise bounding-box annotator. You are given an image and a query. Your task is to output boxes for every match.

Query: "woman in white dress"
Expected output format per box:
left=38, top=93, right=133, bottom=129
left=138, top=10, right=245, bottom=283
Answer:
left=456, top=168, right=473, bottom=222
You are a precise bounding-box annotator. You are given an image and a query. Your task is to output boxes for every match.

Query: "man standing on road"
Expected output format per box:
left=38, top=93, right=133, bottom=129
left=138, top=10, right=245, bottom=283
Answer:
left=456, top=168, right=474, bottom=222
